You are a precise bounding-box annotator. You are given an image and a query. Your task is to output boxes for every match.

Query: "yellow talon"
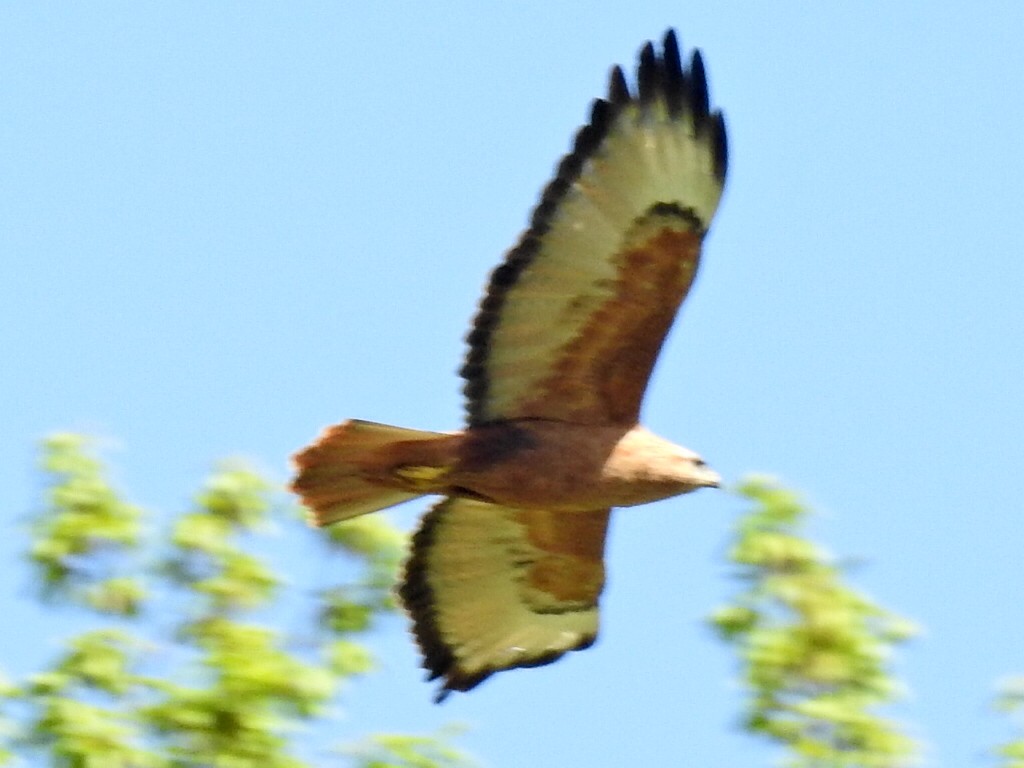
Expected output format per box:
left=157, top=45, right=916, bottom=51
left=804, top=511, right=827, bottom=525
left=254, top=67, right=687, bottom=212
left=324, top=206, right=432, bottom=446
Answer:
left=394, top=464, right=450, bottom=490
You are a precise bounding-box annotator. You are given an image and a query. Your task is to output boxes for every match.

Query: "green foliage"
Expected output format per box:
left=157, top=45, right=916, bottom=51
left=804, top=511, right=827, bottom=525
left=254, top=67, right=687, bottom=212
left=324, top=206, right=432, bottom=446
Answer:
left=165, top=464, right=280, bottom=615
left=0, top=670, right=18, bottom=766
left=31, top=433, right=147, bottom=613
left=995, top=677, right=1024, bottom=768
left=5, top=435, right=470, bottom=768
left=712, top=477, right=920, bottom=768
left=23, top=630, right=160, bottom=768
left=346, top=730, right=476, bottom=768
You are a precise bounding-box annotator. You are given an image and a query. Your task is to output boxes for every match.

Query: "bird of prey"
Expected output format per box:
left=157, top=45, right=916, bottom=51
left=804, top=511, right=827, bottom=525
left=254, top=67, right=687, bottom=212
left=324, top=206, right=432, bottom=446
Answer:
left=292, top=29, right=727, bottom=701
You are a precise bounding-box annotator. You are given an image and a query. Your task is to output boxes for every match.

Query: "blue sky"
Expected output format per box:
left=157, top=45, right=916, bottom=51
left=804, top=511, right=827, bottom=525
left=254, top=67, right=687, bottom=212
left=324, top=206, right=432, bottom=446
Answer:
left=2, top=3, right=1022, bottom=765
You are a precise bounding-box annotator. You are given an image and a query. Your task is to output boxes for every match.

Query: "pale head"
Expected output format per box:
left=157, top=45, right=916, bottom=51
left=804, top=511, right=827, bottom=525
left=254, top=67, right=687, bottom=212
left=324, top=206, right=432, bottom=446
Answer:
left=604, top=426, right=720, bottom=505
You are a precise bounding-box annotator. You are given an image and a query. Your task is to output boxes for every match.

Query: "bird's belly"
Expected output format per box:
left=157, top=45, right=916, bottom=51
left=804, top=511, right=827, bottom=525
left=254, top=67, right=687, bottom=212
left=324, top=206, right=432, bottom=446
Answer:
left=457, top=470, right=684, bottom=511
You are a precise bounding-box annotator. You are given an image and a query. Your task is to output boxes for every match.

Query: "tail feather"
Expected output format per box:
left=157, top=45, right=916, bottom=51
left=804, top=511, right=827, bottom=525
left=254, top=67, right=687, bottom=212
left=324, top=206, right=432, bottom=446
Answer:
left=291, top=419, right=451, bottom=527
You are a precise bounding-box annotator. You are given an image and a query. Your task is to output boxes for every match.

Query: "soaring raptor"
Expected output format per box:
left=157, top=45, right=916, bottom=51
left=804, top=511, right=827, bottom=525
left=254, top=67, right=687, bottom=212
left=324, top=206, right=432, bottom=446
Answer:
left=292, top=29, right=727, bottom=701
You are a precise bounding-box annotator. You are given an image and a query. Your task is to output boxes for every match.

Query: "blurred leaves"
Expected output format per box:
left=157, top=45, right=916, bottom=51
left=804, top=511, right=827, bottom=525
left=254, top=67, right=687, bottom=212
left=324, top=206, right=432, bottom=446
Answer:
left=22, top=630, right=160, bottom=768
left=30, top=433, right=146, bottom=612
left=0, top=670, right=17, bottom=767
left=346, top=730, right=475, bottom=768
left=5, top=434, right=470, bottom=768
left=995, top=677, right=1024, bottom=768
left=166, top=464, right=278, bottom=615
left=712, top=477, right=920, bottom=768
left=326, top=516, right=408, bottom=605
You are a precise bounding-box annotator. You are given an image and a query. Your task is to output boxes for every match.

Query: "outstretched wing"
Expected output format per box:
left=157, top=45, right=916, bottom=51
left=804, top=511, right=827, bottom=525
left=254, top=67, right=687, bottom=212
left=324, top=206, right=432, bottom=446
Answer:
left=462, top=30, right=727, bottom=426
left=399, top=497, right=611, bottom=700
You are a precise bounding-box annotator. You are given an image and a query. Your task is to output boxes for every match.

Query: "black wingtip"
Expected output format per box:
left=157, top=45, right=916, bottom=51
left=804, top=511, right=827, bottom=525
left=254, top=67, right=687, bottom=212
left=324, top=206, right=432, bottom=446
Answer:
left=632, top=31, right=722, bottom=140
left=662, top=31, right=685, bottom=116
left=608, top=65, right=630, bottom=104
left=689, top=50, right=710, bottom=122
left=637, top=41, right=658, bottom=103
left=662, top=30, right=683, bottom=82
left=711, top=111, right=728, bottom=180
left=433, top=687, right=452, bottom=704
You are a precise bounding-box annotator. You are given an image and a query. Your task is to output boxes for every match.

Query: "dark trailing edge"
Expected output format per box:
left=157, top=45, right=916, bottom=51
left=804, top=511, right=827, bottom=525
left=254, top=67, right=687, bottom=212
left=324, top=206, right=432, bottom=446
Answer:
left=397, top=501, right=464, bottom=701
left=460, top=29, right=728, bottom=426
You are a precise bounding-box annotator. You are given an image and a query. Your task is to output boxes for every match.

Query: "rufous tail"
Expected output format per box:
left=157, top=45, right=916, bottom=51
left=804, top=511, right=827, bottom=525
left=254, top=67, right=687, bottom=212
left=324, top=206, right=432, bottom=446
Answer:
left=291, top=419, right=454, bottom=527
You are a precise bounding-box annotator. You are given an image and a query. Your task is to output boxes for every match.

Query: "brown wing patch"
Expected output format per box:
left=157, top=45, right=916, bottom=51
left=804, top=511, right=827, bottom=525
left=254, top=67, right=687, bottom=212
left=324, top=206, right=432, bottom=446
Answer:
left=399, top=497, right=611, bottom=701
left=516, top=206, right=703, bottom=424
left=515, top=507, right=607, bottom=608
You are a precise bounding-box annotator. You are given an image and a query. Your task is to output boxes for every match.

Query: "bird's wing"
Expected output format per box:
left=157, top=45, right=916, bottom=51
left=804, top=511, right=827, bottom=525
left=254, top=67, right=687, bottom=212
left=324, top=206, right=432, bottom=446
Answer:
left=399, top=497, right=611, bottom=700
left=462, top=30, right=727, bottom=426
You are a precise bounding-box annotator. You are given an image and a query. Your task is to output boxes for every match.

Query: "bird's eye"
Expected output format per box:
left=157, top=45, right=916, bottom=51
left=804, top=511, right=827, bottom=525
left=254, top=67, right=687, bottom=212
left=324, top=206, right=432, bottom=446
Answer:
left=693, top=458, right=706, bottom=467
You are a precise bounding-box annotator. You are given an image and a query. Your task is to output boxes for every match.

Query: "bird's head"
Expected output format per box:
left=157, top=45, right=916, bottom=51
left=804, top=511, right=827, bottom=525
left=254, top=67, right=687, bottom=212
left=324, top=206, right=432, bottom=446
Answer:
left=613, top=426, right=720, bottom=496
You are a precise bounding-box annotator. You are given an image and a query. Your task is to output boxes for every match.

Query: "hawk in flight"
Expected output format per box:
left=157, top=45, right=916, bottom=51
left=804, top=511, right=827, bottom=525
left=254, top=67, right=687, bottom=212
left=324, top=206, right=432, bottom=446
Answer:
left=293, top=29, right=727, bottom=701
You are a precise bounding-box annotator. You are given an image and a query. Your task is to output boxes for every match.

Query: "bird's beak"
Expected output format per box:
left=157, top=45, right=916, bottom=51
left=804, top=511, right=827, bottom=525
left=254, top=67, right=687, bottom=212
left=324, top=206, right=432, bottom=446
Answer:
left=700, top=468, right=721, bottom=489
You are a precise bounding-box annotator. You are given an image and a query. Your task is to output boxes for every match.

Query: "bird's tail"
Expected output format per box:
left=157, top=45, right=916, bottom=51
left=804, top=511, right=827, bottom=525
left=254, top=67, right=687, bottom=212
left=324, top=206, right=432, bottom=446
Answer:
left=291, top=419, right=457, bottom=527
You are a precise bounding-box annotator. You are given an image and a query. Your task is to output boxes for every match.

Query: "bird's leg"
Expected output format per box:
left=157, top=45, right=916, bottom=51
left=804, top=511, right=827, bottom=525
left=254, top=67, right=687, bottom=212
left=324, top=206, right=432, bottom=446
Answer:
left=393, top=463, right=452, bottom=490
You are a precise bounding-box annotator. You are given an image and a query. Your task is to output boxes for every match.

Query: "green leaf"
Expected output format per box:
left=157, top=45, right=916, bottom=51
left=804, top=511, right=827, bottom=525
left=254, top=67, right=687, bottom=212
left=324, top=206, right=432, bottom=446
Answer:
left=326, top=640, right=375, bottom=679
left=195, top=464, right=272, bottom=528
left=30, top=435, right=147, bottom=609
left=713, top=476, right=919, bottom=768
left=86, top=577, right=147, bottom=616
left=346, top=731, right=476, bottom=768
left=995, top=676, right=1024, bottom=768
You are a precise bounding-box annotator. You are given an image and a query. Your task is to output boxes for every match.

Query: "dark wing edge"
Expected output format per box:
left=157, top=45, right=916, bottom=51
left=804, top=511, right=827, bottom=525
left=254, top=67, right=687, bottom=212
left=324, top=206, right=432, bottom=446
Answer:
left=461, top=29, right=727, bottom=425
left=399, top=500, right=483, bottom=701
